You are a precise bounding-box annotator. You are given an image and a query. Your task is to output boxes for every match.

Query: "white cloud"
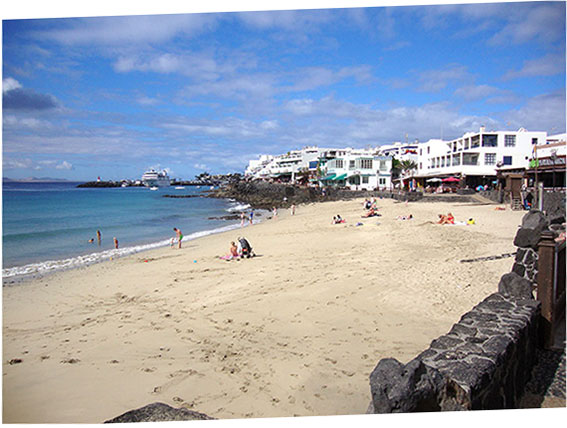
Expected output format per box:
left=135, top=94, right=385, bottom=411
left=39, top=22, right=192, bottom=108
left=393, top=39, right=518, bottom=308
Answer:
left=56, top=160, right=73, bottom=170
left=3, top=77, right=22, bottom=93
left=504, top=53, right=566, bottom=80
left=502, top=91, right=566, bottom=133
left=416, top=64, right=472, bottom=93
left=40, top=14, right=219, bottom=46
left=453, top=84, right=499, bottom=101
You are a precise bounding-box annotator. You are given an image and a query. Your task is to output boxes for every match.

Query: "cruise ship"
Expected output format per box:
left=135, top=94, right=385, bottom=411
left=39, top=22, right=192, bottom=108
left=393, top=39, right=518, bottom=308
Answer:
left=141, top=169, right=171, bottom=188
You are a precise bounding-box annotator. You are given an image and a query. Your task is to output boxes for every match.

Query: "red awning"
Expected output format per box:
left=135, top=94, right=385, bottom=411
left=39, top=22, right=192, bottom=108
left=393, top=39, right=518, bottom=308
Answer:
left=442, top=176, right=460, bottom=182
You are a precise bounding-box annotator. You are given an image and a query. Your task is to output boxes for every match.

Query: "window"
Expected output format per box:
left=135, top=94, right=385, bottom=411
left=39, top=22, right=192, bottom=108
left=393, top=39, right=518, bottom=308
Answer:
left=532, top=138, right=538, bottom=145
left=453, top=142, right=457, bottom=152
left=419, top=149, right=422, bottom=156
left=441, top=157, right=445, bottom=167
left=379, top=160, right=388, bottom=171
left=482, top=134, right=498, bottom=147
left=452, top=154, right=461, bottom=166
left=485, top=153, right=496, bottom=165
left=360, top=159, right=372, bottom=169
left=463, top=153, right=479, bottom=165
left=335, top=159, right=343, bottom=169
left=362, top=176, right=369, bottom=184
left=427, top=146, right=430, bottom=154
left=379, top=178, right=386, bottom=185
left=419, top=163, right=422, bottom=169
left=349, top=160, right=355, bottom=169
left=503, top=156, right=512, bottom=166
left=471, top=135, right=480, bottom=148
left=464, top=139, right=470, bottom=150
left=505, top=135, right=516, bottom=147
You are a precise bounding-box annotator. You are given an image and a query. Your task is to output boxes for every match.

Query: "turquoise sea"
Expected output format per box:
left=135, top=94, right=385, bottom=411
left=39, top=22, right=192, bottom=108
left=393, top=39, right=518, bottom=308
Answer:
left=2, top=182, right=254, bottom=278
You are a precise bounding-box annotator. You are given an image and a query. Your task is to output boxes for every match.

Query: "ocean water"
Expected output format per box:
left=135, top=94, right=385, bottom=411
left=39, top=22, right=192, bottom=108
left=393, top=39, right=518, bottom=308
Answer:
left=2, top=182, right=254, bottom=278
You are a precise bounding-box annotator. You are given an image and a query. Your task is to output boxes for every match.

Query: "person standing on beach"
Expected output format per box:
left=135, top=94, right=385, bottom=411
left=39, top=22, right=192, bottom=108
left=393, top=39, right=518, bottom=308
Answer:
left=240, top=212, right=245, bottom=227
left=113, top=237, right=119, bottom=249
left=249, top=210, right=254, bottom=225
left=291, top=204, right=296, bottom=215
left=272, top=206, right=278, bottom=219
left=173, top=227, right=183, bottom=249
left=96, top=230, right=101, bottom=246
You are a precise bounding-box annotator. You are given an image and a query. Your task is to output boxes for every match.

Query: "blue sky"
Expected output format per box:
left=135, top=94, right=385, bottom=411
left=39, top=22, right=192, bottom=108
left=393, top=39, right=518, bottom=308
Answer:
left=2, top=1, right=565, bottom=181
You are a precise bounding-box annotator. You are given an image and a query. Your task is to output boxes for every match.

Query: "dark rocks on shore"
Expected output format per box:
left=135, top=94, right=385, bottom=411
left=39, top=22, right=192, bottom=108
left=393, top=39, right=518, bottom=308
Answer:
left=207, top=181, right=377, bottom=210
left=104, top=402, right=214, bottom=423
left=208, top=214, right=241, bottom=220
left=77, top=181, right=123, bottom=188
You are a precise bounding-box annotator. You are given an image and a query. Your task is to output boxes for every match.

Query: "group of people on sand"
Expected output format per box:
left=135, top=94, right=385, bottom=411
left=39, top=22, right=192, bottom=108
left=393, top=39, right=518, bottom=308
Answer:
left=88, top=230, right=119, bottom=249
left=361, top=198, right=381, bottom=218
left=219, top=237, right=255, bottom=261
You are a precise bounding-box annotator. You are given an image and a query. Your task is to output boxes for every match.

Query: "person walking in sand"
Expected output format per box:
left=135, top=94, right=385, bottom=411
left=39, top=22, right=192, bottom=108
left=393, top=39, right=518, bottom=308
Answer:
left=113, top=237, right=119, bottom=249
left=96, top=230, right=102, bottom=246
left=272, top=206, right=278, bottom=219
left=291, top=204, right=296, bottom=215
left=173, top=227, right=183, bottom=249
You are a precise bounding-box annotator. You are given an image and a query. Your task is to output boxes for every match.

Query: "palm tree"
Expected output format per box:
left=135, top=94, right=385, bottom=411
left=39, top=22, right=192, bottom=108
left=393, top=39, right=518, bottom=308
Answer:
left=400, top=160, right=417, bottom=174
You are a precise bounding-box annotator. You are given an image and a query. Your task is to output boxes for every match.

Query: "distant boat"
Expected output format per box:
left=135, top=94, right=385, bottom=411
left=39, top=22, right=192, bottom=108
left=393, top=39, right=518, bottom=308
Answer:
left=149, top=186, right=159, bottom=191
left=141, top=169, right=171, bottom=188
left=210, top=186, right=215, bottom=190
left=175, top=186, right=185, bottom=190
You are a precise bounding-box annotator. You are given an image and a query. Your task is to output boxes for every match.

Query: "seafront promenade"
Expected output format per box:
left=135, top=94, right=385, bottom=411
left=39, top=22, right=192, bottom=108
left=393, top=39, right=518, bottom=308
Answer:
left=2, top=195, right=529, bottom=423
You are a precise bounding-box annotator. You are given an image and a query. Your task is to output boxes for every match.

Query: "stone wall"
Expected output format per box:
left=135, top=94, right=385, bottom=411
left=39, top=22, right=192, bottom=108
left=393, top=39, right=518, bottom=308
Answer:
left=367, top=209, right=562, bottom=413
left=368, top=277, right=540, bottom=412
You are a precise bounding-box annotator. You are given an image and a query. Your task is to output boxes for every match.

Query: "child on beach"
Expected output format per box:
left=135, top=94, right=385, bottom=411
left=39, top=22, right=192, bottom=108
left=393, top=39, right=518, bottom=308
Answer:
left=272, top=206, right=278, bottom=218
left=113, top=237, right=119, bottom=249
left=291, top=204, right=296, bottom=215
left=173, top=227, right=183, bottom=249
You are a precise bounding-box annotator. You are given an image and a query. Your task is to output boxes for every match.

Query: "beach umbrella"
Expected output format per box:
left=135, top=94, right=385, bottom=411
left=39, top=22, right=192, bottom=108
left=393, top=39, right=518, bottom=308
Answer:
left=442, top=177, right=460, bottom=182
left=426, top=178, right=442, bottom=183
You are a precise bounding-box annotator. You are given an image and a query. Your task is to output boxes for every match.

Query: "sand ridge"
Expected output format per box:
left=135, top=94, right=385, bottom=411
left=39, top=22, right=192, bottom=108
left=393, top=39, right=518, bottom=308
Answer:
left=2, top=197, right=525, bottom=423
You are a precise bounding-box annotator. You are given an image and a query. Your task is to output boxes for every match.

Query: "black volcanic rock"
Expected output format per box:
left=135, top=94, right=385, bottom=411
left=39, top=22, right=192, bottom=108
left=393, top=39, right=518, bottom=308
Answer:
left=104, top=402, right=214, bottom=423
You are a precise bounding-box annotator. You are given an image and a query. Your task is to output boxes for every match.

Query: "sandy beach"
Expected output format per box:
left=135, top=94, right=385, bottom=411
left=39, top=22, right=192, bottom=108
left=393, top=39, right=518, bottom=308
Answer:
left=2, top=197, right=525, bottom=423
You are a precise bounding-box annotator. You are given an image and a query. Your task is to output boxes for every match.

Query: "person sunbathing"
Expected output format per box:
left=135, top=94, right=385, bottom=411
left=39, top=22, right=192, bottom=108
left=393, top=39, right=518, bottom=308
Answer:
left=332, top=215, right=345, bottom=224
left=361, top=208, right=380, bottom=218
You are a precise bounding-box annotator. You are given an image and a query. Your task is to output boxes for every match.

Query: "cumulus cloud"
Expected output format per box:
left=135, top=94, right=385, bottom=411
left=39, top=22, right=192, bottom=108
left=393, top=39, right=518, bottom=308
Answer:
left=3, top=158, right=41, bottom=170
left=56, top=160, right=73, bottom=170
left=3, top=77, right=22, bottom=92
left=504, top=53, right=566, bottom=80
left=2, top=77, right=60, bottom=111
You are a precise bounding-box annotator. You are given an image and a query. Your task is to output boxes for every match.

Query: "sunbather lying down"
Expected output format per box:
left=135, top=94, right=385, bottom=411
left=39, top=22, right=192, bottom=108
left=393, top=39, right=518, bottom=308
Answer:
left=437, top=213, right=455, bottom=225
left=361, top=208, right=381, bottom=218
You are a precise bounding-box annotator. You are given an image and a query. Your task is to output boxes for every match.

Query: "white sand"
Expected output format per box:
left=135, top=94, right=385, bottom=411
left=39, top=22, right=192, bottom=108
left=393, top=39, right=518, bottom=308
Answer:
left=2, top=197, right=525, bottom=423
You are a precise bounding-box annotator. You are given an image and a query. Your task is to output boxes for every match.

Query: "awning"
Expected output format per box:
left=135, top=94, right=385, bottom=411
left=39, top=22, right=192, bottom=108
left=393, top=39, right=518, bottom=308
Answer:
left=321, top=173, right=336, bottom=180
left=334, top=173, right=347, bottom=181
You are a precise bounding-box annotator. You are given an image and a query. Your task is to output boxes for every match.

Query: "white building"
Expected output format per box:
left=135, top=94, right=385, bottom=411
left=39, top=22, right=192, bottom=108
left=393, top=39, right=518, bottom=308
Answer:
left=245, top=147, right=331, bottom=181
left=416, top=127, right=547, bottom=187
left=320, top=149, right=393, bottom=190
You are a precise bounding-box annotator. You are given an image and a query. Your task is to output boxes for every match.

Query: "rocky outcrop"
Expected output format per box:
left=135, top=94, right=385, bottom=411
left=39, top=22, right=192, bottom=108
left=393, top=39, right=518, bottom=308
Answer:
left=208, top=181, right=376, bottom=209
left=104, top=402, right=214, bottom=423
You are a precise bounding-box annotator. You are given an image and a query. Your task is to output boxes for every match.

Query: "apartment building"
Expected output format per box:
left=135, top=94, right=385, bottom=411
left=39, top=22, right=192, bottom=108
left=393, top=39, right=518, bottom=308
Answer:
left=320, top=149, right=392, bottom=190
left=416, top=127, right=547, bottom=187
